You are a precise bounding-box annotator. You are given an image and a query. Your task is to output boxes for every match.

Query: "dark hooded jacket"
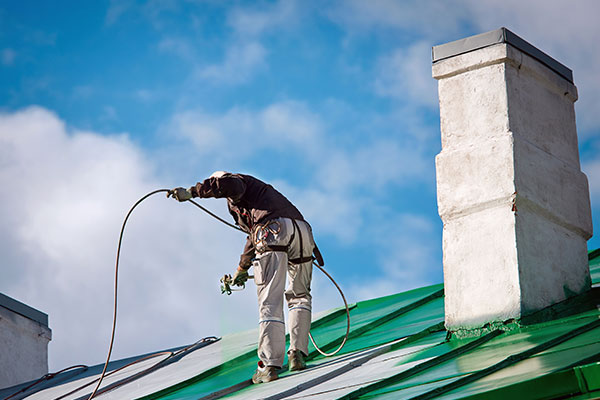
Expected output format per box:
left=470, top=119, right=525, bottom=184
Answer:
left=192, top=173, right=305, bottom=268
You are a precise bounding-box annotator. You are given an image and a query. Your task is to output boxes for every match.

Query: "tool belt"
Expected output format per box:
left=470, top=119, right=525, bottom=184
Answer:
left=253, top=219, right=324, bottom=266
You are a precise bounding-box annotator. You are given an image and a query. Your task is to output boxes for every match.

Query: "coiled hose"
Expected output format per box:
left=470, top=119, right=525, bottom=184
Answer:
left=85, top=189, right=350, bottom=399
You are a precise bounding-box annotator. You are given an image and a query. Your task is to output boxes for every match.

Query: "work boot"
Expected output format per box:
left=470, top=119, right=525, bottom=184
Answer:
left=252, top=361, right=279, bottom=384
left=288, top=349, right=307, bottom=371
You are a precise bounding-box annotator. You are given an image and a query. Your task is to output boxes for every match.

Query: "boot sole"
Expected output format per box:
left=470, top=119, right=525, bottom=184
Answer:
left=252, top=376, right=278, bottom=384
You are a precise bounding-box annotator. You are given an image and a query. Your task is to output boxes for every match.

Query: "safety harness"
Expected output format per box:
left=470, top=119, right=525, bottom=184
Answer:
left=253, top=219, right=325, bottom=266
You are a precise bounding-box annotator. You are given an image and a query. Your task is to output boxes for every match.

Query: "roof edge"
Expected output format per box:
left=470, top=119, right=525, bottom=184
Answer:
left=432, top=27, right=573, bottom=83
left=0, top=292, right=49, bottom=327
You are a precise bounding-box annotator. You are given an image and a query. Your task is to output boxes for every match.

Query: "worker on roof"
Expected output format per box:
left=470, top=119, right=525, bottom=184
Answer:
left=169, top=171, right=322, bottom=383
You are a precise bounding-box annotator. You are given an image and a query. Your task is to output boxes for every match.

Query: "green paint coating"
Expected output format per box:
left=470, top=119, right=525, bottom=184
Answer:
left=589, top=248, right=600, bottom=285
left=448, top=320, right=522, bottom=340
left=137, top=250, right=600, bottom=400
left=459, top=361, right=600, bottom=400
left=146, top=284, right=444, bottom=400
left=579, top=362, right=600, bottom=391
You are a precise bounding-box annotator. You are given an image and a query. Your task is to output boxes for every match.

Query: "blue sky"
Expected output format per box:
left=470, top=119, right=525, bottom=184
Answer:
left=1, top=0, right=600, bottom=371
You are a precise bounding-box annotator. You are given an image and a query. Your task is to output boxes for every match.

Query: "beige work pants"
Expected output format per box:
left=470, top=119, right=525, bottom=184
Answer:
left=253, top=218, right=314, bottom=368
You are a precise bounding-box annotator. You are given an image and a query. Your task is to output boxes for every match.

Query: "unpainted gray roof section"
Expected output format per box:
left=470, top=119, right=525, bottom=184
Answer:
left=432, top=27, right=573, bottom=83
left=0, top=292, right=49, bottom=326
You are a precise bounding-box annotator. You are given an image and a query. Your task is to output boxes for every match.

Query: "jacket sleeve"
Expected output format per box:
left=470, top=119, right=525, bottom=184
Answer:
left=239, top=236, right=255, bottom=269
left=193, top=175, right=246, bottom=201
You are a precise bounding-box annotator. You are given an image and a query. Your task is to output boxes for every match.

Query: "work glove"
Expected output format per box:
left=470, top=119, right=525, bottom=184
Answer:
left=167, top=187, right=193, bottom=202
left=232, top=267, right=249, bottom=286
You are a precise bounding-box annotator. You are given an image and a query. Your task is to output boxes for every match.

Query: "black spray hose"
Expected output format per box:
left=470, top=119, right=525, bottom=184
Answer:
left=309, top=261, right=350, bottom=356
left=87, top=189, right=350, bottom=399
left=188, top=199, right=244, bottom=232
left=88, top=189, right=169, bottom=399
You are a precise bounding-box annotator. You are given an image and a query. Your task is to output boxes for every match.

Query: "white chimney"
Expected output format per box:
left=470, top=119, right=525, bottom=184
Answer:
left=432, top=28, right=593, bottom=331
left=0, top=293, right=52, bottom=389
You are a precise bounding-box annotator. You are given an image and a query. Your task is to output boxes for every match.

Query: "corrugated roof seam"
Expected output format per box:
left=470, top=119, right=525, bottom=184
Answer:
left=71, top=337, right=220, bottom=400
left=194, top=291, right=445, bottom=400
left=141, top=285, right=445, bottom=400
left=460, top=361, right=600, bottom=400
left=136, top=302, right=364, bottom=400
left=410, top=318, right=600, bottom=400
left=0, top=337, right=220, bottom=400
left=338, top=330, right=504, bottom=400
left=8, top=251, right=599, bottom=400
left=245, top=321, right=448, bottom=400
left=307, top=289, right=444, bottom=361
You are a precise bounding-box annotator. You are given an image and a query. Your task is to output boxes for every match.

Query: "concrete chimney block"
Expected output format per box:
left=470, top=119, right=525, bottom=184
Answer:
left=0, top=294, right=51, bottom=390
left=432, top=28, right=593, bottom=332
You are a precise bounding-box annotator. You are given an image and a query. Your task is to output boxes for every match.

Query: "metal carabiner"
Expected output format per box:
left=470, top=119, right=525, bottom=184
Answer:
left=253, top=220, right=281, bottom=252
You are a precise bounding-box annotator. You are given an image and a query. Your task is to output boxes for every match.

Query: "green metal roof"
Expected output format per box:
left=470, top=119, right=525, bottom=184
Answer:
left=3, top=250, right=600, bottom=399
left=153, top=250, right=600, bottom=400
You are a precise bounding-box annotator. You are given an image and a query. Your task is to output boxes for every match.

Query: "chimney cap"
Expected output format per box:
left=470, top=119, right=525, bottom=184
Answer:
left=432, top=27, right=573, bottom=83
left=0, top=292, right=48, bottom=326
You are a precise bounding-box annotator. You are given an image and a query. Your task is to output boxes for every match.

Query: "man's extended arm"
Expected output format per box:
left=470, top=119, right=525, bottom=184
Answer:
left=193, top=174, right=246, bottom=201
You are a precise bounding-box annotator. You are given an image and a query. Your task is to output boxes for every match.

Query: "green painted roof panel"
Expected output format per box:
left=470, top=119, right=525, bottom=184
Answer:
left=151, top=255, right=600, bottom=400
left=439, top=340, right=600, bottom=399
left=331, top=295, right=445, bottom=355
left=228, top=331, right=452, bottom=400
left=152, top=284, right=444, bottom=399
left=459, top=361, right=600, bottom=400
left=353, top=313, right=600, bottom=399
left=6, top=251, right=599, bottom=400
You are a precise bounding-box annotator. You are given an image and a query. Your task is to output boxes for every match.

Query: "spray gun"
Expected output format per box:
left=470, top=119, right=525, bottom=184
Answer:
left=220, top=274, right=255, bottom=295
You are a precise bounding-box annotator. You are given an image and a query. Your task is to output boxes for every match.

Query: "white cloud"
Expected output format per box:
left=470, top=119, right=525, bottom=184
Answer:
left=142, top=0, right=180, bottom=29
left=134, top=89, right=157, bottom=102
left=227, top=0, right=302, bottom=37
left=106, top=0, right=180, bottom=29
left=2, top=48, right=16, bottom=66
left=583, top=158, right=600, bottom=200
left=194, top=0, right=303, bottom=85
left=158, top=37, right=196, bottom=60
left=328, top=0, right=600, bottom=135
left=317, top=138, right=431, bottom=196
left=374, top=41, right=438, bottom=108
left=165, top=100, right=434, bottom=248
left=462, top=0, right=600, bottom=135
left=72, top=85, right=94, bottom=99
left=196, top=41, right=268, bottom=85
left=346, top=213, right=441, bottom=301
left=0, top=107, right=256, bottom=370
left=0, top=104, right=441, bottom=373
left=105, top=0, right=135, bottom=26
left=167, top=101, right=322, bottom=158
left=325, top=0, right=464, bottom=40
left=276, top=182, right=364, bottom=244
left=101, top=105, right=118, bottom=121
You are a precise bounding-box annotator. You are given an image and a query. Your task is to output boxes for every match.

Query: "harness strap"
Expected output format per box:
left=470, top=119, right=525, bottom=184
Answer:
left=256, top=245, right=315, bottom=264
left=254, top=219, right=325, bottom=266
left=262, top=245, right=289, bottom=252
left=313, top=243, right=324, bottom=266
left=291, top=219, right=304, bottom=262
left=289, top=255, right=315, bottom=265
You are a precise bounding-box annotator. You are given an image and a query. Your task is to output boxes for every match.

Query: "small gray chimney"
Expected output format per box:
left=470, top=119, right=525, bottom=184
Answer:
left=0, top=293, right=52, bottom=389
left=432, top=28, right=593, bottom=331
